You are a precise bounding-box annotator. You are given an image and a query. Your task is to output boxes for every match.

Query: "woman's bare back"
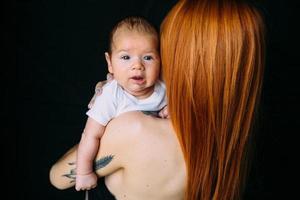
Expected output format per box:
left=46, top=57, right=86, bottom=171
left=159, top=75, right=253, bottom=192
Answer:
left=98, top=112, right=186, bottom=200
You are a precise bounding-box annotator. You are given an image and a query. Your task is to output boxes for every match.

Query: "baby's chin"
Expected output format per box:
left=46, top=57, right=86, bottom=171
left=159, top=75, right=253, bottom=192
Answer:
left=125, top=85, right=155, bottom=99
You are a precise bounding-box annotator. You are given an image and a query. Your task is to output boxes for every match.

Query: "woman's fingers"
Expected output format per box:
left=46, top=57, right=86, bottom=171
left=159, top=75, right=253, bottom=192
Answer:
left=88, top=73, right=114, bottom=109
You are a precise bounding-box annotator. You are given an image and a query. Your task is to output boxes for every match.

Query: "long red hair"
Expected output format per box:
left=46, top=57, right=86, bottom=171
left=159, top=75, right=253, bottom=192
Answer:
left=160, top=0, right=265, bottom=199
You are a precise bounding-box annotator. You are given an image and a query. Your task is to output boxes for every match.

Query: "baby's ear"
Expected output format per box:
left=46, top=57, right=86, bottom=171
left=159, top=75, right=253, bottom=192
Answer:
left=105, top=52, right=113, bottom=73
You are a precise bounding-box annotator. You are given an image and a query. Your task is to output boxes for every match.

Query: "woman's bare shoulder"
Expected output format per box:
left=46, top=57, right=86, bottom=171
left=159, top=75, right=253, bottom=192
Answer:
left=103, top=111, right=169, bottom=142
left=107, top=111, right=158, bottom=130
left=96, top=111, right=167, bottom=166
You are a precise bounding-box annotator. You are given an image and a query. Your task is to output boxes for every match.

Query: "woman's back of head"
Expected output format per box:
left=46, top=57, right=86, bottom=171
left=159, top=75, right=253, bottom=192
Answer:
left=160, top=0, right=265, bottom=199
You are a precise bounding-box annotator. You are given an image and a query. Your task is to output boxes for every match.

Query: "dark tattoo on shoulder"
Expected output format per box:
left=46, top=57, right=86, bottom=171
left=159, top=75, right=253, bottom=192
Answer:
left=62, top=155, right=114, bottom=183
left=141, top=110, right=159, bottom=117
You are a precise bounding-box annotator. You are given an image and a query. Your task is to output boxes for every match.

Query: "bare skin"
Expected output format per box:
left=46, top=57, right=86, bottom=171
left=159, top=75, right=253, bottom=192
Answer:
left=50, top=111, right=186, bottom=200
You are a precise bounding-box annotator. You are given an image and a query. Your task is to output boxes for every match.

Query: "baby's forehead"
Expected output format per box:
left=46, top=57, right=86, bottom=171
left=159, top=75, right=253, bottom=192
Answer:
left=113, top=26, right=157, bottom=40
left=111, top=28, right=159, bottom=51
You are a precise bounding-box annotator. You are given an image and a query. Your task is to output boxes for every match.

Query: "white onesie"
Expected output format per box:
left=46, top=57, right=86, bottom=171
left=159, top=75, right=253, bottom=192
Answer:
left=86, top=79, right=167, bottom=126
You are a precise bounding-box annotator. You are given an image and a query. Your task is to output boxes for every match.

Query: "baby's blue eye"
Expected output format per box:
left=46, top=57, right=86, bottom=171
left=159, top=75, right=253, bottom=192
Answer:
left=144, top=56, right=153, bottom=60
left=121, top=55, right=130, bottom=60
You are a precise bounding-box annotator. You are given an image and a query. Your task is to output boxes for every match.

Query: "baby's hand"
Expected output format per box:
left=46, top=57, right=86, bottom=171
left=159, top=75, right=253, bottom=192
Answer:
left=158, top=106, right=169, bottom=119
left=75, top=172, right=98, bottom=191
left=88, top=73, right=114, bottom=109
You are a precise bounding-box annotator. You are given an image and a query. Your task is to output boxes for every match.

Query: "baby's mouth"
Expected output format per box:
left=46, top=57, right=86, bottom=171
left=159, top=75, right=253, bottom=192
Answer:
left=130, top=76, right=145, bottom=84
left=131, top=76, right=144, bottom=80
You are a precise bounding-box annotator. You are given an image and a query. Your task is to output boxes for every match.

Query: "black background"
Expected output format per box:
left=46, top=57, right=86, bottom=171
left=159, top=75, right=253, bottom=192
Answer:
left=6, top=0, right=299, bottom=199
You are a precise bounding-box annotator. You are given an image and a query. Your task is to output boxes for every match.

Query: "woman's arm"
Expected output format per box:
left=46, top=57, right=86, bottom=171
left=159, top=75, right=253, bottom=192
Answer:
left=49, top=145, right=78, bottom=189
left=49, top=118, right=126, bottom=190
left=49, top=141, right=122, bottom=190
left=49, top=111, right=154, bottom=190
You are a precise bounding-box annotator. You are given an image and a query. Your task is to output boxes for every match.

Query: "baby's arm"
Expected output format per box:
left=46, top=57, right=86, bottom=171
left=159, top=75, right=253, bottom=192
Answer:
left=75, top=117, right=105, bottom=191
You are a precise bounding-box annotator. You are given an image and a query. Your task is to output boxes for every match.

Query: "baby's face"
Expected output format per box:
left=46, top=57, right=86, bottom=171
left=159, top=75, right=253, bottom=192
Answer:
left=105, top=29, right=160, bottom=99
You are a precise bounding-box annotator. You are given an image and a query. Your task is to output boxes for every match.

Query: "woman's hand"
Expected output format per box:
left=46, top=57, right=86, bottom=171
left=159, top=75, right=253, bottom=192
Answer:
left=88, top=73, right=113, bottom=109
left=158, top=106, right=169, bottom=119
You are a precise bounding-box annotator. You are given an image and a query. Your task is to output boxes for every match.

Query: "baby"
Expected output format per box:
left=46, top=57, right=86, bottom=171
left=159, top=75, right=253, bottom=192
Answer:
left=75, top=16, right=168, bottom=191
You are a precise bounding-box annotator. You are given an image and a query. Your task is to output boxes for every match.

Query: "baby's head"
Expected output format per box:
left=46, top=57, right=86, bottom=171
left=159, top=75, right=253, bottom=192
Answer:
left=105, top=16, right=160, bottom=99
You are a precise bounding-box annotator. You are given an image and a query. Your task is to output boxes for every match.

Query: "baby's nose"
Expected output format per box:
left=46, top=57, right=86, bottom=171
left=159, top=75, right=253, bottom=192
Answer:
left=132, top=59, right=145, bottom=70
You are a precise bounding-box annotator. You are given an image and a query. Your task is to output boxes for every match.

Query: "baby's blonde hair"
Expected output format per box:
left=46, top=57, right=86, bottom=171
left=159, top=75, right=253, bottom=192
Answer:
left=108, top=16, right=159, bottom=54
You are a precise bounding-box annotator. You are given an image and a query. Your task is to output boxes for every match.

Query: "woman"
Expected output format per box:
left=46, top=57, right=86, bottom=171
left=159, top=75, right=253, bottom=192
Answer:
left=49, top=0, right=265, bottom=199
